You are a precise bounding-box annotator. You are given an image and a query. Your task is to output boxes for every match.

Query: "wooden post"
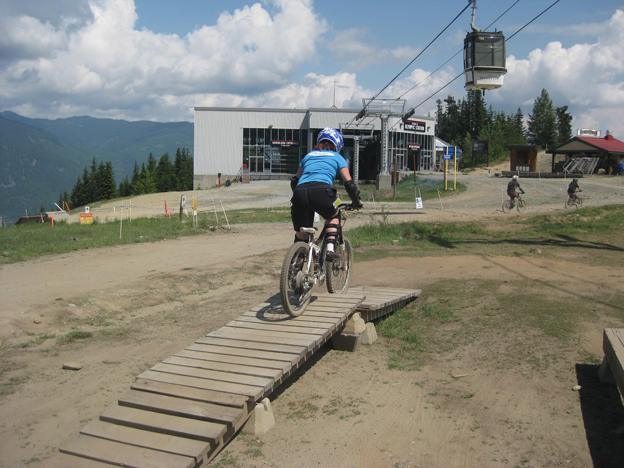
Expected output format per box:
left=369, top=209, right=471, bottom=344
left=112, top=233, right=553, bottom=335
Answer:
left=393, top=157, right=397, bottom=199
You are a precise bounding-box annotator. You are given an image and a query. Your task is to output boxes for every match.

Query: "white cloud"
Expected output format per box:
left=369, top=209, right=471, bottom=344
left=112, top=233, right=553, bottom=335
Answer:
left=0, top=0, right=327, bottom=121
left=327, top=28, right=420, bottom=71
left=490, top=9, right=624, bottom=137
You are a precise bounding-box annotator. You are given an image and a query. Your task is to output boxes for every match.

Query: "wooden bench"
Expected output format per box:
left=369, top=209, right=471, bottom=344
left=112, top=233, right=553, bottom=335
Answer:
left=599, top=328, right=624, bottom=399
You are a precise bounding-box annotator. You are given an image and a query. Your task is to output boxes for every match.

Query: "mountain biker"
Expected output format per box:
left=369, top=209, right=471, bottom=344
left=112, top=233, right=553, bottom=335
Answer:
left=290, top=127, right=363, bottom=259
left=567, top=178, right=582, bottom=202
left=507, top=175, right=524, bottom=207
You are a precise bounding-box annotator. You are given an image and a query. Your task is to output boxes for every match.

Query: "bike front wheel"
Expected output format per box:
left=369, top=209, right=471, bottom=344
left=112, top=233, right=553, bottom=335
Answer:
left=502, top=201, right=512, bottom=213
left=566, top=197, right=575, bottom=208
left=517, top=199, right=526, bottom=213
left=280, top=242, right=313, bottom=317
left=326, top=237, right=354, bottom=294
left=576, top=197, right=582, bottom=208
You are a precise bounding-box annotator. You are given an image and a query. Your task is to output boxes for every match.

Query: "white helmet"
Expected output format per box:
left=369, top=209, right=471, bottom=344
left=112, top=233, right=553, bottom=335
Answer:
left=512, top=175, right=519, bottom=180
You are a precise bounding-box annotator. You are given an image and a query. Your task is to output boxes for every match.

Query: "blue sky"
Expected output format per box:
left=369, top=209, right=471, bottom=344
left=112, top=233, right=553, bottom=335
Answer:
left=1, top=0, right=623, bottom=136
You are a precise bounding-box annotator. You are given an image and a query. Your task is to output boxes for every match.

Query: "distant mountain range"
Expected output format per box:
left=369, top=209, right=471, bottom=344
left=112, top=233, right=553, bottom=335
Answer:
left=0, top=111, right=193, bottom=224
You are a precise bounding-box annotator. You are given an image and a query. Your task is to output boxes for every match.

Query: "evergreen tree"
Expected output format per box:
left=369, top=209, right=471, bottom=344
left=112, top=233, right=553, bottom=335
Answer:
left=527, top=89, right=558, bottom=149
left=155, top=153, right=177, bottom=193
left=174, top=147, right=194, bottom=191
left=99, top=161, right=117, bottom=200
left=57, top=191, right=70, bottom=210
left=118, top=176, right=132, bottom=197
left=556, top=105, right=573, bottom=144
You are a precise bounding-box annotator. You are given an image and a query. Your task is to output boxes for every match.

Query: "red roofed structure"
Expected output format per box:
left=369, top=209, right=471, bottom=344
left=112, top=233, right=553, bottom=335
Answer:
left=547, top=132, right=624, bottom=175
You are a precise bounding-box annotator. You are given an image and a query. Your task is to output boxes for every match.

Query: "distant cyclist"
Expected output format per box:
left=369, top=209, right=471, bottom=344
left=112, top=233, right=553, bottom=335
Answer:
left=507, top=175, right=524, bottom=208
left=290, top=127, right=363, bottom=259
left=567, top=178, right=582, bottom=203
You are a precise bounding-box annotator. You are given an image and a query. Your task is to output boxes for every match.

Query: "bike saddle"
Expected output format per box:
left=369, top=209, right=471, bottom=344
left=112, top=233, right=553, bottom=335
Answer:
left=300, top=227, right=317, bottom=234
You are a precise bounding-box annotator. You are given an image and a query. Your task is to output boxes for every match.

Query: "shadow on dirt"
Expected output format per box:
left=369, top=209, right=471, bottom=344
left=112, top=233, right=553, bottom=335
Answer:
left=575, top=363, right=624, bottom=468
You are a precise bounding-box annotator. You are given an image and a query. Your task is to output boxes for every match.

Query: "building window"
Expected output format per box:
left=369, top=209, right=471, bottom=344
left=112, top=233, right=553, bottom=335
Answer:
left=243, top=127, right=304, bottom=174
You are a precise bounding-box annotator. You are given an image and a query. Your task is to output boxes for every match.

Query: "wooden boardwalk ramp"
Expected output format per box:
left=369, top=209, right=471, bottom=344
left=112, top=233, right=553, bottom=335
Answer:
left=52, top=287, right=419, bottom=467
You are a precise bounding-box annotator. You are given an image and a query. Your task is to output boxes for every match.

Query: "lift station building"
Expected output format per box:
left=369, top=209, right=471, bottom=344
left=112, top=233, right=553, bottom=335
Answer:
left=193, top=106, right=436, bottom=189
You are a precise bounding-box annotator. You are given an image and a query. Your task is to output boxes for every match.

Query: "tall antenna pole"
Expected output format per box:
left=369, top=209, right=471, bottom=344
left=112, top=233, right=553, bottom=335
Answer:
left=331, top=80, right=338, bottom=109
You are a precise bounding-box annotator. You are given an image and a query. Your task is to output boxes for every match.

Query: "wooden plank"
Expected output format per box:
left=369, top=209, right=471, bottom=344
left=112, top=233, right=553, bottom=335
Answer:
left=225, top=320, right=332, bottom=336
left=209, top=328, right=322, bottom=350
left=175, top=349, right=291, bottom=373
left=195, top=336, right=307, bottom=355
left=100, top=405, right=226, bottom=445
left=118, top=390, right=244, bottom=430
left=236, top=314, right=340, bottom=327
left=242, top=311, right=341, bottom=323
left=214, top=326, right=325, bottom=343
left=151, top=363, right=273, bottom=393
left=61, top=433, right=195, bottom=468
left=603, top=328, right=624, bottom=398
left=131, top=379, right=250, bottom=410
left=46, top=453, right=116, bottom=468
left=80, top=420, right=209, bottom=463
left=138, top=370, right=265, bottom=400
left=186, top=342, right=300, bottom=364
left=163, top=355, right=282, bottom=380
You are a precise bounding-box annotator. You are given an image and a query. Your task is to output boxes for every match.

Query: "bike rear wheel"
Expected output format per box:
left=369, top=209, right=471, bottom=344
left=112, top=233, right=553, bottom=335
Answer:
left=280, top=242, right=313, bottom=317
left=326, top=237, right=353, bottom=294
left=517, top=199, right=526, bottom=213
left=502, top=201, right=512, bottom=213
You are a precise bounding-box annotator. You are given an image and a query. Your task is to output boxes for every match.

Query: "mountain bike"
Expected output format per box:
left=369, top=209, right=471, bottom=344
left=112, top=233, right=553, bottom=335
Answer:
left=565, top=193, right=582, bottom=209
left=280, top=203, right=356, bottom=317
left=502, top=194, right=526, bottom=213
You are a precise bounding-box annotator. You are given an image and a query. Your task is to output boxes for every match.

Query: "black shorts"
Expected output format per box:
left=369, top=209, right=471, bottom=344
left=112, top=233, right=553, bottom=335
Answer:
left=291, top=182, right=339, bottom=232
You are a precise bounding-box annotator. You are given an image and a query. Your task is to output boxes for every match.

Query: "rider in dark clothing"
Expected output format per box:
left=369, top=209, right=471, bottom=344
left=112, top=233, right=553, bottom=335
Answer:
left=507, top=175, right=524, bottom=206
left=568, top=178, right=581, bottom=197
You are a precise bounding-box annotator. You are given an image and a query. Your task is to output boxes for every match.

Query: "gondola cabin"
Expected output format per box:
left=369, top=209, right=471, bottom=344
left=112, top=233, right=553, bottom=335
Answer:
left=464, top=31, right=507, bottom=90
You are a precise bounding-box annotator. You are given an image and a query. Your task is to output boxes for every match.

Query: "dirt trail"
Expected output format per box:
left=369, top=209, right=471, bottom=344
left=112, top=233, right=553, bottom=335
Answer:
left=1, top=174, right=623, bottom=468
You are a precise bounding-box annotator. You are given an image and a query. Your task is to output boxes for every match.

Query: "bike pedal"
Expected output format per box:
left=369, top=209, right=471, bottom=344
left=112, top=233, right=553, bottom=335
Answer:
left=326, top=251, right=339, bottom=261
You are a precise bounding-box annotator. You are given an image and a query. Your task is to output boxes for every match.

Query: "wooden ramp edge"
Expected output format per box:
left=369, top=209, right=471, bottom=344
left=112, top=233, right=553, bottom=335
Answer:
left=351, top=286, right=421, bottom=322
left=53, top=290, right=367, bottom=467
left=600, top=328, right=624, bottom=399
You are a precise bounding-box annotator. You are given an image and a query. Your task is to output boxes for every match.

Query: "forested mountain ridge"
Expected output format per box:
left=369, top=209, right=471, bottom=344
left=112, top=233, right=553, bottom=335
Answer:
left=0, top=111, right=193, bottom=224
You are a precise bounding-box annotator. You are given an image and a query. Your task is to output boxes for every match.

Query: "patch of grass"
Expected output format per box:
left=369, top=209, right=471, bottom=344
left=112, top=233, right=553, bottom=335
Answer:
left=347, top=204, right=624, bottom=266
left=56, top=330, right=93, bottom=345
left=376, top=276, right=607, bottom=373
left=212, top=451, right=239, bottom=467
left=358, top=176, right=467, bottom=203
left=15, top=333, right=56, bottom=349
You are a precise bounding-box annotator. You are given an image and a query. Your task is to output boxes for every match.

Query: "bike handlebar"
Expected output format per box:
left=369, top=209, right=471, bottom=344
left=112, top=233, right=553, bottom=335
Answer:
left=338, top=203, right=362, bottom=211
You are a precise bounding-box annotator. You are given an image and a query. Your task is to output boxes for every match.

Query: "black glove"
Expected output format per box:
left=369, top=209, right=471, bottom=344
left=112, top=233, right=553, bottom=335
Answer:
left=345, top=180, right=363, bottom=209
left=290, top=176, right=299, bottom=192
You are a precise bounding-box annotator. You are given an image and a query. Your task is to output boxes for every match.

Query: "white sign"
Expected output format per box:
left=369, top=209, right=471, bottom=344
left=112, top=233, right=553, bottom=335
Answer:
left=85, top=206, right=90, bottom=214
left=181, top=194, right=186, bottom=208
left=577, top=129, right=601, bottom=137
left=416, top=198, right=423, bottom=209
